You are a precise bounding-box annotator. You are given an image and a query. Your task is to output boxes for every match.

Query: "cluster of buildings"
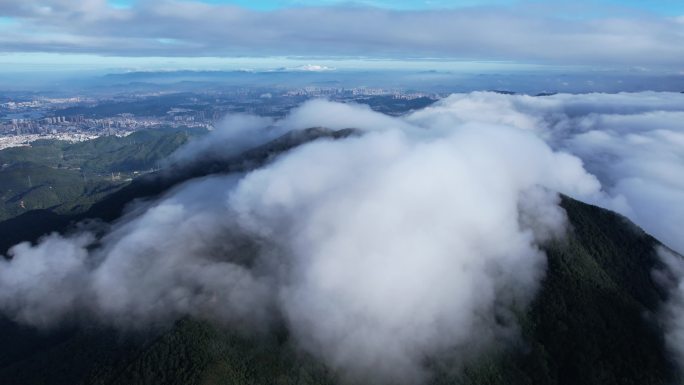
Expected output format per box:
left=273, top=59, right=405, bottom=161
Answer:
left=0, top=132, right=101, bottom=151
left=0, top=109, right=213, bottom=150
left=0, top=113, right=128, bottom=150
left=43, top=116, right=77, bottom=124
left=1, top=97, right=87, bottom=110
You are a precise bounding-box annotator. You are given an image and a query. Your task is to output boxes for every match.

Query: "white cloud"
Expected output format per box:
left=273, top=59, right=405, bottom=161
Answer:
left=168, top=113, right=277, bottom=165
left=290, top=64, right=335, bottom=72
left=655, top=247, right=684, bottom=371
left=228, top=122, right=597, bottom=382
left=280, top=98, right=412, bottom=132
left=409, top=91, right=684, bottom=253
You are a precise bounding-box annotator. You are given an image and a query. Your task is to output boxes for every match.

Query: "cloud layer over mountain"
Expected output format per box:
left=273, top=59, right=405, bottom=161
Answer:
left=1, top=92, right=684, bottom=381
left=0, top=97, right=604, bottom=383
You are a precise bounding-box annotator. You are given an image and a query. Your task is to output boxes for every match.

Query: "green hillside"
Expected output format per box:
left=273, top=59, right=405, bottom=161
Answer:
left=0, top=162, right=124, bottom=220
left=0, top=127, right=206, bottom=221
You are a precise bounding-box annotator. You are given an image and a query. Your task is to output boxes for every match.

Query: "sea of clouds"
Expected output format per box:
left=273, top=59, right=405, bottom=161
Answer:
left=1, top=91, right=683, bottom=382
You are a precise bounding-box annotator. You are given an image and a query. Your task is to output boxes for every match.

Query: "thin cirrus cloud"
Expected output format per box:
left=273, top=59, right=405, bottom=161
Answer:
left=0, top=0, right=682, bottom=69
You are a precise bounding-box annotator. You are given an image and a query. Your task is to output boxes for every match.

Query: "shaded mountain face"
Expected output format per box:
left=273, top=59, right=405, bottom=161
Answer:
left=0, top=127, right=680, bottom=385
